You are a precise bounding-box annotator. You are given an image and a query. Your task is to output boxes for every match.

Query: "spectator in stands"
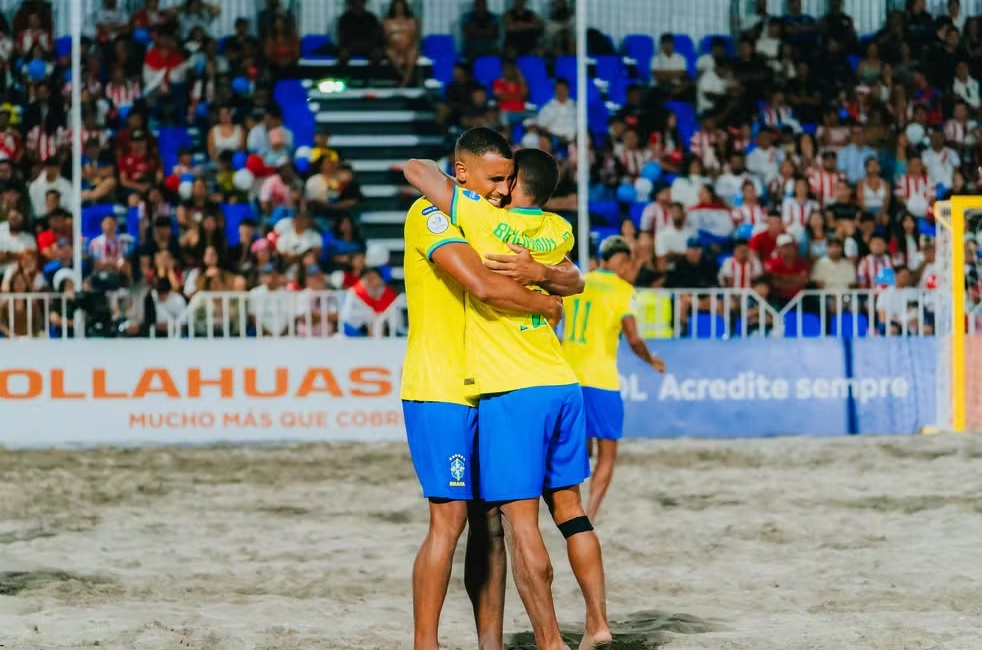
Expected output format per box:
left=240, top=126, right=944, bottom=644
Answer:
left=755, top=19, right=782, bottom=63
left=461, top=0, right=500, bottom=59
left=257, top=0, right=294, bottom=44
left=890, top=212, right=923, bottom=269
left=143, top=26, right=188, bottom=123
left=16, top=8, right=50, bottom=57
left=895, top=152, right=931, bottom=217
left=145, top=276, right=186, bottom=336
left=29, top=157, right=70, bottom=217
left=696, top=36, right=729, bottom=77
left=176, top=0, right=220, bottom=40
left=811, top=236, right=855, bottom=290
left=131, top=0, right=175, bottom=32
left=119, top=129, right=162, bottom=205
left=259, top=161, right=301, bottom=219
left=750, top=211, right=784, bottom=261
left=952, top=61, right=980, bottom=113
left=2, top=247, right=46, bottom=292
left=696, top=58, right=732, bottom=117
left=857, top=232, right=892, bottom=289
left=248, top=262, right=294, bottom=336
left=276, top=211, right=322, bottom=267
left=184, top=244, right=243, bottom=299
left=0, top=270, right=42, bottom=338
left=337, top=0, right=384, bottom=67
left=670, top=157, right=709, bottom=209
left=180, top=210, right=225, bottom=267
left=817, top=107, right=851, bottom=152
left=719, top=238, right=762, bottom=288
left=800, top=209, right=830, bottom=263
left=80, top=137, right=117, bottom=204
left=765, top=233, right=808, bottom=307
left=459, top=85, right=492, bottom=129
left=819, top=0, right=857, bottom=54
left=653, top=202, right=691, bottom=272
left=502, top=0, right=543, bottom=58
left=90, top=0, right=129, bottom=42
left=88, top=213, right=129, bottom=274
left=247, top=106, right=293, bottom=158
left=923, top=129, right=959, bottom=189
left=383, top=0, right=418, bottom=87
left=876, top=266, right=926, bottom=335
left=492, top=59, right=528, bottom=124
left=781, top=177, right=818, bottom=237
left=731, top=180, right=767, bottom=234
left=263, top=15, right=300, bottom=78
left=652, top=33, right=690, bottom=99
left=439, top=63, right=479, bottom=128
left=687, top=184, right=732, bottom=240
left=837, top=126, right=877, bottom=184
left=190, top=269, right=242, bottom=337
left=207, top=105, right=245, bottom=163
left=746, top=127, right=784, bottom=185
left=324, top=213, right=365, bottom=276
left=689, top=113, right=724, bottom=173
left=544, top=0, right=573, bottom=53
left=716, top=151, right=761, bottom=207
left=856, top=157, right=891, bottom=225
left=536, top=77, right=576, bottom=143
left=339, top=266, right=402, bottom=336
left=0, top=210, right=35, bottom=275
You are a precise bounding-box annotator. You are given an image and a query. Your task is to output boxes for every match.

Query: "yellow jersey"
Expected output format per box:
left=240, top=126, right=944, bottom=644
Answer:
left=449, top=185, right=578, bottom=394
left=400, top=197, right=473, bottom=406
left=562, top=270, right=636, bottom=391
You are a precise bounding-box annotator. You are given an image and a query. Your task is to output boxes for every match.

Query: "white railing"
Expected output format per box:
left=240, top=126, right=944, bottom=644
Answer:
left=0, top=293, right=75, bottom=339
left=635, top=288, right=954, bottom=339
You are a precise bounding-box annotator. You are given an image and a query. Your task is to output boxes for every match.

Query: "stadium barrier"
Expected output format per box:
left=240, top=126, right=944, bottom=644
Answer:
left=0, top=334, right=938, bottom=448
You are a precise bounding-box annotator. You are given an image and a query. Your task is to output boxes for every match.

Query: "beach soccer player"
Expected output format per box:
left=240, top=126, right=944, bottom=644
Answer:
left=405, top=147, right=612, bottom=650
left=562, top=235, right=666, bottom=520
left=401, top=128, right=583, bottom=650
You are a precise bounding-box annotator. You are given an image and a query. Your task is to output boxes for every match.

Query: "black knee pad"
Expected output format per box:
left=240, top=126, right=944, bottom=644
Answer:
left=557, top=515, right=594, bottom=539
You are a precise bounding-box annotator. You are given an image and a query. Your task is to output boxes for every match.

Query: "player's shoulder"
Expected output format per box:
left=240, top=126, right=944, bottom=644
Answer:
left=407, top=197, right=443, bottom=220
left=542, top=211, right=573, bottom=244
left=405, top=197, right=452, bottom=239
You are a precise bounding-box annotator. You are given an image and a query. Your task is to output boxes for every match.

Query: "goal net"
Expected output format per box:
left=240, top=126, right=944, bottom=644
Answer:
left=934, top=199, right=982, bottom=433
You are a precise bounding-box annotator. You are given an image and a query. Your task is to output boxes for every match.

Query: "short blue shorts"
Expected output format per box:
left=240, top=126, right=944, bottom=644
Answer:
left=403, top=401, right=478, bottom=500
left=582, top=387, right=624, bottom=441
left=477, top=384, right=589, bottom=502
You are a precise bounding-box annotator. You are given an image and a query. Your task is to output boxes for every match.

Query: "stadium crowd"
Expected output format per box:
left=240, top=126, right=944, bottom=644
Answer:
left=0, top=0, right=981, bottom=338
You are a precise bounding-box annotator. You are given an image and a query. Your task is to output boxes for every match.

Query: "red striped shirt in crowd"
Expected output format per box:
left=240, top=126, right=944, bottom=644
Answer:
left=808, top=167, right=842, bottom=206
left=106, top=79, right=142, bottom=108
left=614, top=143, right=654, bottom=178
left=719, top=255, right=763, bottom=288
left=639, top=201, right=671, bottom=235
left=64, top=127, right=111, bottom=150
left=88, top=234, right=126, bottom=266
left=760, top=104, right=794, bottom=129
left=689, top=129, right=722, bottom=172
left=0, top=128, right=23, bottom=161
left=26, top=126, right=64, bottom=162
left=731, top=203, right=767, bottom=229
left=857, top=253, right=893, bottom=289
left=781, top=197, right=820, bottom=231
left=943, top=118, right=971, bottom=147
left=894, top=172, right=931, bottom=203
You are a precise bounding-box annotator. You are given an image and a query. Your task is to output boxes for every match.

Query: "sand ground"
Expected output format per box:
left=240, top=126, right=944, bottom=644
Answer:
left=1, top=435, right=982, bottom=650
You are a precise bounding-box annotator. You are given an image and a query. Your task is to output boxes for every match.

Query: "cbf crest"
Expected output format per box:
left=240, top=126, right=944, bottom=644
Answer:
left=449, top=454, right=466, bottom=487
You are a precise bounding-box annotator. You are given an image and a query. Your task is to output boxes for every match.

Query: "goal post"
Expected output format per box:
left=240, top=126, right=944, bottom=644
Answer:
left=934, top=197, right=979, bottom=433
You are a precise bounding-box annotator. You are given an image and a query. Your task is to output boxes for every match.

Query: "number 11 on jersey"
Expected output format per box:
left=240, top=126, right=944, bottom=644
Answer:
left=569, top=298, right=591, bottom=344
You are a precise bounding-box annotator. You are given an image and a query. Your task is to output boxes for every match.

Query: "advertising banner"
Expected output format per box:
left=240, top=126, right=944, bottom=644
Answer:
left=0, top=337, right=937, bottom=448
left=0, top=340, right=407, bottom=448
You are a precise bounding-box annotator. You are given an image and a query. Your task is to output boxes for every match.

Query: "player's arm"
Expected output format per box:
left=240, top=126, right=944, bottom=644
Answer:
left=431, top=242, right=562, bottom=323
left=483, top=249, right=586, bottom=296
left=403, top=159, right=455, bottom=216
left=621, top=314, right=665, bottom=373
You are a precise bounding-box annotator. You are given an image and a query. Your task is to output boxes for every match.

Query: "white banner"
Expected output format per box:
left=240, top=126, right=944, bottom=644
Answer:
left=0, top=340, right=408, bottom=448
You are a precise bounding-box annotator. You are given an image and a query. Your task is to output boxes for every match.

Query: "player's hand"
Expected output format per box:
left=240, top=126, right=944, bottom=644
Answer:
left=650, top=356, right=666, bottom=373
left=484, top=244, right=546, bottom=286
left=544, top=295, right=563, bottom=329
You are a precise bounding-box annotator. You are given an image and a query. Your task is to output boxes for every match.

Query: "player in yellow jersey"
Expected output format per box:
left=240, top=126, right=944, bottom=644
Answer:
left=401, top=128, right=584, bottom=650
left=406, top=148, right=611, bottom=650
left=563, top=236, right=666, bottom=520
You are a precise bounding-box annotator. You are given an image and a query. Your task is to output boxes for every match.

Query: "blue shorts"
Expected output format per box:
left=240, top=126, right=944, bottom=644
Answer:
left=582, top=387, right=624, bottom=441
left=403, top=401, right=478, bottom=500
left=477, top=384, right=590, bottom=502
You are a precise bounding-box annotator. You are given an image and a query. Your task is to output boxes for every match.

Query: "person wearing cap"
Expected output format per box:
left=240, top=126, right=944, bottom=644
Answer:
left=561, top=235, right=665, bottom=520
left=811, top=236, right=857, bottom=291
left=765, top=232, right=809, bottom=306
left=29, top=156, right=71, bottom=217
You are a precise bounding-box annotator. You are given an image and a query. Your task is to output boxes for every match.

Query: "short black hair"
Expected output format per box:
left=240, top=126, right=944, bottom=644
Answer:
left=555, top=77, right=570, bottom=89
left=455, top=127, right=513, bottom=161
left=513, top=148, right=559, bottom=207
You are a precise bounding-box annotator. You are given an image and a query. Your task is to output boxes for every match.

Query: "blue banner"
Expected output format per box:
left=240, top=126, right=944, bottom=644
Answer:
left=619, top=338, right=934, bottom=438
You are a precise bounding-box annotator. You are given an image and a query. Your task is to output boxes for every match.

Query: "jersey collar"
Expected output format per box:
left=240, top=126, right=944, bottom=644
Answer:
left=509, top=206, right=543, bottom=216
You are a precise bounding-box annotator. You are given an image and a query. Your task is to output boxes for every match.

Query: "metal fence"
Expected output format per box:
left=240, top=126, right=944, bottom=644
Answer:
left=2, top=288, right=974, bottom=341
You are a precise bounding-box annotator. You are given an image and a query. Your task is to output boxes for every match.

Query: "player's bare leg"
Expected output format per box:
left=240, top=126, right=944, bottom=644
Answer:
left=498, top=498, right=568, bottom=650
left=585, top=440, right=618, bottom=521
left=464, top=503, right=507, bottom=650
left=544, top=486, right=611, bottom=650
left=413, top=499, right=469, bottom=650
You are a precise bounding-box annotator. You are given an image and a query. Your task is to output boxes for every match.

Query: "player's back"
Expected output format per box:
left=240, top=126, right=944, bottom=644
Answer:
left=562, top=269, right=635, bottom=391
left=400, top=197, right=471, bottom=406
left=448, top=186, right=578, bottom=394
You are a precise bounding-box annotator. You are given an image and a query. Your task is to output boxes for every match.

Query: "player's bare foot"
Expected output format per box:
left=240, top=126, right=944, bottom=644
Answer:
left=578, top=629, right=612, bottom=650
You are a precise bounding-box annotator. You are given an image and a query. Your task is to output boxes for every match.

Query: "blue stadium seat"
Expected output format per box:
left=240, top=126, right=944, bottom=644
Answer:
left=274, top=80, right=315, bottom=149
left=554, top=57, right=601, bottom=102
left=621, top=34, right=655, bottom=81
left=55, top=36, right=71, bottom=59
left=783, top=312, right=822, bottom=338
left=222, top=203, right=256, bottom=245
left=301, top=35, right=333, bottom=59
left=590, top=225, right=620, bottom=245
left=629, top=201, right=648, bottom=226
left=665, top=101, right=698, bottom=149
left=156, top=127, right=193, bottom=175
left=593, top=55, right=625, bottom=83
left=517, top=55, right=549, bottom=86
left=81, top=204, right=117, bottom=240
left=800, top=122, right=817, bottom=135
left=422, top=34, right=456, bottom=61
left=688, top=312, right=727, bottom=339
left=698, top=34, right=735, bottom=58
left=126, top=206, right=140, bottom=239
left=528, top=77, right=555, bottom=107
left=848, top=55, right=861, bottom=72
left=830, top=313, right=870, bottom=337
left=589, top=200, right=621, bottom=225
left=587, top=100, right=609, bottom=140
left=473, top=55, right=503, bottom=91
left=673, top=34, right=697, bottom=78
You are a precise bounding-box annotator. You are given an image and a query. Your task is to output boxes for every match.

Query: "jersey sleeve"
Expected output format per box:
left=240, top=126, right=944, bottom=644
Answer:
left=620, top=284, right=638, bottom=320
left=406, top=200, right=467, bottom=261
left=540, top=213, right=575, bottom=266
left=449, top=184, right=494, bottom=235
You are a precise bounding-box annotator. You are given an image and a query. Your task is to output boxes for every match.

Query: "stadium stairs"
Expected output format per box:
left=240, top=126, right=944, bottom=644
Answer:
left=300, top=80, right=447, bottom=286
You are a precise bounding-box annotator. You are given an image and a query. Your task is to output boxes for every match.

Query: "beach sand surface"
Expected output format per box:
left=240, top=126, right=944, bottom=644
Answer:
left=1, top=435, right=981, bottom=649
